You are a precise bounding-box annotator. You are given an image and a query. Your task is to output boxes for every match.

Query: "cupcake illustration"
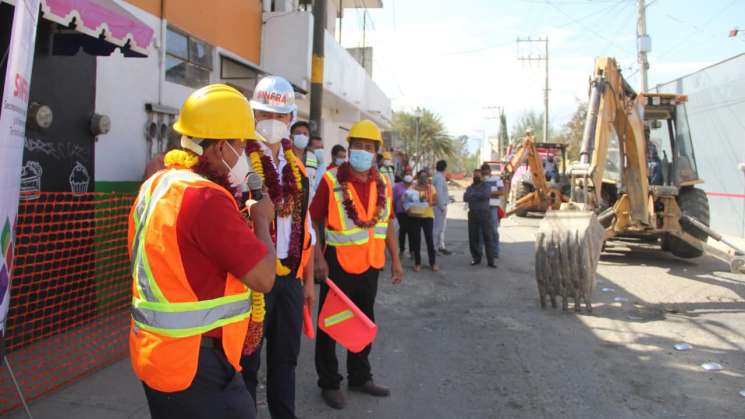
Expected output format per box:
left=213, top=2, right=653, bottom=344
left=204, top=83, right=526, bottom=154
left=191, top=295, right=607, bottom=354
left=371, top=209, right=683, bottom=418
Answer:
left=20, top=161, right=43, bottom=200
left=69, top=161, right=90, bottom=194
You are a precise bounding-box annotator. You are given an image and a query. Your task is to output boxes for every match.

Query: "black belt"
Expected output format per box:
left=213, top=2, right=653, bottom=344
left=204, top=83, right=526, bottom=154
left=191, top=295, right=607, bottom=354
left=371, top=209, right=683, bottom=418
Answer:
left=200, top=336, right=221, bottom=349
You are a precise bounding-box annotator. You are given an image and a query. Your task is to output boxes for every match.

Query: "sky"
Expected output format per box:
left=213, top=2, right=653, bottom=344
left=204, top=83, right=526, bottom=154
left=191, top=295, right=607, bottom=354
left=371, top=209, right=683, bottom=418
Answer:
left=336, top=0, right=745, bottom=153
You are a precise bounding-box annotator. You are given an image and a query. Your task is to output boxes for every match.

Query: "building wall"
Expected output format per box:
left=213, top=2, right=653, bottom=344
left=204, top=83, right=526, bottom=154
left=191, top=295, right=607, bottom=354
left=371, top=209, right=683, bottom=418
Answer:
left=656, top=53, right=745, bottom=239
left=125, top=0, right=262, bottom=63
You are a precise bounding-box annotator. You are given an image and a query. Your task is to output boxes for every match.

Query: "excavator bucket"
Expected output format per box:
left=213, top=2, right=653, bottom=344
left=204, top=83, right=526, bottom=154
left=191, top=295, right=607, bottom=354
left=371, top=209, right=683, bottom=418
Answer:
left=535, top=209, right=605, bottom=312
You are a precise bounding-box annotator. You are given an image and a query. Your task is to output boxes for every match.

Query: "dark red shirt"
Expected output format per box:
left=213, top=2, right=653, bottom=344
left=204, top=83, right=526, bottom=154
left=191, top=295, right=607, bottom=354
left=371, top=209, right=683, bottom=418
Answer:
left=176, top=187, right=267, bottom=337
left=310, top=171, right=394, bottom=223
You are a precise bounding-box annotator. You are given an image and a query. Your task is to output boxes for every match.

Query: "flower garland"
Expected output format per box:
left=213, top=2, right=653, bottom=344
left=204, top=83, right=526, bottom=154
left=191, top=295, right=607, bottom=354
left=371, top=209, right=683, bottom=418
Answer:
left=244, top=138, right=305, bottom=274
left=242, top=290, right=266, bottom=356
left=336, top=162, right=387, bottom=228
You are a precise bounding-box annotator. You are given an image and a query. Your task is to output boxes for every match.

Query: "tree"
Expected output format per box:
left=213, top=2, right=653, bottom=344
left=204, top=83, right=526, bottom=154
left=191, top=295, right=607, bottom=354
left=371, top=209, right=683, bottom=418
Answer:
left=510, top=111, right=544, bottom=144
left=448, top=135, right=479, bottom=173
left=498, top=110, right=509, bottom=158
left=392, top=108, right=455, bottom=170
left=553, top=101, right=588, bottom=161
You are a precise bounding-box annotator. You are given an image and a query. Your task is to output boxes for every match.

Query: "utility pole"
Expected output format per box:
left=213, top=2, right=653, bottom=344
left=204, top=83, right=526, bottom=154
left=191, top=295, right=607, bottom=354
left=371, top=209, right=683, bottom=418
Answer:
left=637, top=0, right=651, bottom=92
left=516, top=37, right=549, bottom=143
left=310, top=0, right=326, bottom=136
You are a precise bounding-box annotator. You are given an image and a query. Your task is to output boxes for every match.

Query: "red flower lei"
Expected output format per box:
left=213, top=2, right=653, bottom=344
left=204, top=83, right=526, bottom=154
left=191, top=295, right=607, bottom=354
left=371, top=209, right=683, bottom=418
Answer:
left=245, top=139, right=305, bottom=270
left=336, top=162, right=387, bottom=228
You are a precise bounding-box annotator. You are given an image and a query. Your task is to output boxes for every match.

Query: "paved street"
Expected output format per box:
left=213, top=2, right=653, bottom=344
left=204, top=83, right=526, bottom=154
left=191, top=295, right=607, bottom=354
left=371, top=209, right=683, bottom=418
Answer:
left=7, top=192, right=745, bottom=419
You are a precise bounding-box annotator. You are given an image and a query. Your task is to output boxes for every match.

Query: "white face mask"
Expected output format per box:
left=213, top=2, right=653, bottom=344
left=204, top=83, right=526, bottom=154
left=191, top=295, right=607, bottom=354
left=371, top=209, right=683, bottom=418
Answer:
left=293, top=134, right=309, bottom=149
left=256, top=119, right=289, bottom=144
left=313, top=148, right=325, bottom=165
left=222, top=142, right=250, bottom=187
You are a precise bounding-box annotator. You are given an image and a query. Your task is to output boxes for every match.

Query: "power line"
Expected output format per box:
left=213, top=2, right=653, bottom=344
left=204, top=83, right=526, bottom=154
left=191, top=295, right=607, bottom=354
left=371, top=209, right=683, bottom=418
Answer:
left=554, top=0, right=627, bottom=29
left=544, top=0, right=635, bottom=55
left=656, top=0, right=738, bottom=59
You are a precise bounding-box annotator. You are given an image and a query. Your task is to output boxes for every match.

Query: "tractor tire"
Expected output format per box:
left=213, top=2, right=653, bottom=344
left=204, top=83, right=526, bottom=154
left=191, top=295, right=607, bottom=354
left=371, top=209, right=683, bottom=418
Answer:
left=669, top=187, right=710, bottom=259
left=513, top=182, right=533, bottom=217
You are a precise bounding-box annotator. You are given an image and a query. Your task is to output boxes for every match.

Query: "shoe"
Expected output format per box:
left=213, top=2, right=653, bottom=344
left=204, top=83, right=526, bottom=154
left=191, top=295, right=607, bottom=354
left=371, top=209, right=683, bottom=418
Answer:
left=349, top=380, right=390, bottom=397
left=321, top=389, right=346, bottom=409
left=470, top=260, right=481, bottom=266
left=431, top=264, right=440, bottom=272
left=487, top=263, right=497, bottom=269
left=413, top=265, right=421, bottom=272
left=439, top=248, right=452, bottom=255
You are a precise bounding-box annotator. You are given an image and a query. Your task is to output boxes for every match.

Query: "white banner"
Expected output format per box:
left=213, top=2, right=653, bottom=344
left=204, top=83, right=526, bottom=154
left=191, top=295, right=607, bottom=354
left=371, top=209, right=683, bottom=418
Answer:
left=0, top=0, right=41, bottom=335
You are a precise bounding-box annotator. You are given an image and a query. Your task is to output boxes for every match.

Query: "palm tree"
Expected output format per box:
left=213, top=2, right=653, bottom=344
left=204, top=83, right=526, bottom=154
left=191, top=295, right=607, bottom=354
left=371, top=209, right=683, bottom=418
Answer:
left=392, top=108, right=455, bottom=171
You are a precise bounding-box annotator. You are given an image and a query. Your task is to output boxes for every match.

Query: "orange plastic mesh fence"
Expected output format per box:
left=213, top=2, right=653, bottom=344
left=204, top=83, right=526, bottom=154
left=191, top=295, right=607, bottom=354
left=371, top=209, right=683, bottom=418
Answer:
left=0, top=192, right=135, bottom=414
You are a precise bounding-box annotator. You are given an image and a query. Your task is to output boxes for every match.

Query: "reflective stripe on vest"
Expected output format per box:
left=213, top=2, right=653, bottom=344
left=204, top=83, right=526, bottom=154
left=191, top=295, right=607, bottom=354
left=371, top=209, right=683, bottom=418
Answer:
left=324, top=171, right=391, bottom=246
left=130, top=170, right=252, bottom=337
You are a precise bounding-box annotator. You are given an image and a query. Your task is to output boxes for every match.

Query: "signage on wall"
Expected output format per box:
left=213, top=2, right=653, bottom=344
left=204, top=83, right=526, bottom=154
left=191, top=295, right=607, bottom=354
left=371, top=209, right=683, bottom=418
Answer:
left=0, top=0, right=42, bottom=340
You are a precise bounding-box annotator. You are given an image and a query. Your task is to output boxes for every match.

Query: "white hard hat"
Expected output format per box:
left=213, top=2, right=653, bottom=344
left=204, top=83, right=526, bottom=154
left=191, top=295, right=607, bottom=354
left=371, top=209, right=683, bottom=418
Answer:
left=251, top=75, right=297, bottom=114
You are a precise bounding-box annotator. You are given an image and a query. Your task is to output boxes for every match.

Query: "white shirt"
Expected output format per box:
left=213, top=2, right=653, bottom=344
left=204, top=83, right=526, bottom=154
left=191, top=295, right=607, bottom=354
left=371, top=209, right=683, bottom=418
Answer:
left=487, top=175, right=504, bottom=207
left=258, top=142, right=316, bottom=259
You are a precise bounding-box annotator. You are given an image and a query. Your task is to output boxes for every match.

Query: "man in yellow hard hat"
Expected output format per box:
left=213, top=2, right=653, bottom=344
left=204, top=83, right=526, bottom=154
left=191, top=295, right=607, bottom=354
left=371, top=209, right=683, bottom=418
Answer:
left=130, top=84, right=276, bottom=419
left=309, top=119, right=404, bottom=410
left=379, top=150, right=395, bottom=186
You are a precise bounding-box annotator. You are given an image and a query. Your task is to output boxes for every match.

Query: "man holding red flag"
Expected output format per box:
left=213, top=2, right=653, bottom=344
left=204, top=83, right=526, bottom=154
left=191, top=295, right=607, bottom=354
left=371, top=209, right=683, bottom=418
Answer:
left=310, top=119, right=404, bottom=410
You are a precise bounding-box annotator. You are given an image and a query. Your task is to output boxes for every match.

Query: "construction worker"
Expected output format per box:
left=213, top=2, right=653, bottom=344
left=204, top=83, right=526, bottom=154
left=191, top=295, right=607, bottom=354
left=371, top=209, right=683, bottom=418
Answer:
left=129, top=84, right=276, bottom=419
left=310, top=119, right=404, bottom=410
left=328, top=144, right=347, bottom=170
left=308, top=135, right=326, bottom=195
left=241, top=75, right=316, bottom=419
left=290, top=120, right=319, bottom=191
left=379, top=151, right=396, bottom=185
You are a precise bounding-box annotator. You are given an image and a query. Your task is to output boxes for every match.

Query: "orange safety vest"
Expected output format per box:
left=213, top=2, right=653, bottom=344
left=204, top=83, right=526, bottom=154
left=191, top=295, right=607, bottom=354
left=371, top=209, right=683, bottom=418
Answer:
left=323, top=169, right=392, bottom=274
left=128, top=169, right=252, bottom=392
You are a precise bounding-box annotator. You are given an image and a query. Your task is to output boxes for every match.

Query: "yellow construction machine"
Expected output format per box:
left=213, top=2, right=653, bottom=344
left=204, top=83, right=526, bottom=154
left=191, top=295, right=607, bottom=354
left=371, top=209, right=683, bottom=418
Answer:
left=502, top=132, right=568, bottom=217
left=535, top=57, right=745, bottom=312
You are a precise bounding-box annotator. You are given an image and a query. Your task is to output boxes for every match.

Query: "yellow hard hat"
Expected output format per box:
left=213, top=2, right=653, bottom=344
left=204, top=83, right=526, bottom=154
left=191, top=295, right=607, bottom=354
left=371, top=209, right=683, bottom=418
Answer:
left=347, top=119, right=382, bottom=143
left=173, top=84, right=257, bottom=140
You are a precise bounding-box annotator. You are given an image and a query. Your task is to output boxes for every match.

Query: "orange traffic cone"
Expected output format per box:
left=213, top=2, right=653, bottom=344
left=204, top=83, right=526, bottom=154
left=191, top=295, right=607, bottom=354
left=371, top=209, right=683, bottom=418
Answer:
left=318, top=278, right=377, bottom=353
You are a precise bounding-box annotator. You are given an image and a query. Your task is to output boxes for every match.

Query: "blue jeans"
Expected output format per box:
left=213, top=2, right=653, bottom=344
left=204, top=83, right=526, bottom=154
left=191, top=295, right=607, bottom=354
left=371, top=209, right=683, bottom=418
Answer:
left=479, top=207, right=500, bottom=257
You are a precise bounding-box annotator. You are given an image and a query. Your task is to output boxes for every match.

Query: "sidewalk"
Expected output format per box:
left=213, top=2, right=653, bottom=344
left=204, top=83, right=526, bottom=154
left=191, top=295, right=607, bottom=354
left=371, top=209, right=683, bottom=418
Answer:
left=5, top=359, right=148, bottom=419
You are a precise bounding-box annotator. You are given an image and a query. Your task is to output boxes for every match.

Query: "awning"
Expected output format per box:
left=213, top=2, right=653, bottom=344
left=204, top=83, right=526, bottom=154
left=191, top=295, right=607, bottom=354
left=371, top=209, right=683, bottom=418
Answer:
left=40, top=0, right=154, bottom=57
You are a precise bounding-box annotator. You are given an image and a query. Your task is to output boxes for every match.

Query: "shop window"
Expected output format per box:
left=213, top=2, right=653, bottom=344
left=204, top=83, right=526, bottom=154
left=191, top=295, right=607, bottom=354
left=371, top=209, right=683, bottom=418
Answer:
left=220, top=56, right=262, bottom=96
left=165, top=27, right=213, bottom=88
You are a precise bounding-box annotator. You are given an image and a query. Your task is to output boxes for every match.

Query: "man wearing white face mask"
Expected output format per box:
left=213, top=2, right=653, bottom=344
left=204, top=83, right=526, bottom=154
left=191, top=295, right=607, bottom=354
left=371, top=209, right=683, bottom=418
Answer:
left=242, top=75, right=316, bottom=419
left=290, top=121, right=318, bottom=191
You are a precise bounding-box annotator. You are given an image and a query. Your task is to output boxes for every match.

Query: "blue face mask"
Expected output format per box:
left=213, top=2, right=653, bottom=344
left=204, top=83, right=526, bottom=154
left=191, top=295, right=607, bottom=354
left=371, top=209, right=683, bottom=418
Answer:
left=334, top=157, right=345, bottom=167
left=313, top=148, right=325, bottom=165
left=349, top=149, right=374, bottom=172
left=293, top=134, right=309, bottom=149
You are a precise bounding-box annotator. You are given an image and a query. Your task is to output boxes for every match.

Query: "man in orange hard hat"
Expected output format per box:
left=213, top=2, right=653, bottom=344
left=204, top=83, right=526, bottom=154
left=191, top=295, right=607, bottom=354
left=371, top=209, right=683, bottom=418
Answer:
left=129, top=84, right=276, bottom=419
left=309, top=119, right=404, bottom=410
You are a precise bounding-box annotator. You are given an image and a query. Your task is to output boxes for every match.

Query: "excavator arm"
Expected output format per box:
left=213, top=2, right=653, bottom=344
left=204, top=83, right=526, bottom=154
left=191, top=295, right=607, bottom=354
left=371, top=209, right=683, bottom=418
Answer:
left=501, top=134, right=563, bottom=217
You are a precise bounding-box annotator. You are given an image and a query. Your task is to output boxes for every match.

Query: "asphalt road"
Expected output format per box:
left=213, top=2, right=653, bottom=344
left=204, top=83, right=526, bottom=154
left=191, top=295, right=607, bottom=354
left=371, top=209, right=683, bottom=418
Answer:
left=8, top=193, right=744, bottom=419
left=285, top=197, right=745, bottom=419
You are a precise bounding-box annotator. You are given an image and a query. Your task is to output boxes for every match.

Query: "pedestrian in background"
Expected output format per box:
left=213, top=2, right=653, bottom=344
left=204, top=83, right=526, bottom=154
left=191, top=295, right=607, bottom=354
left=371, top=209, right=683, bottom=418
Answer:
left=379, top=151, right=396, bottom=186
left=328, top=144, right=346, bottom=170
left=309, top=135, right=326, bottom=196
left=405, top=170, right=438, bottom=272
left=393, top=174, right=414, bottom=258
left=432, top=160, right=451, bottom=255
left=464, top=168, right=496, bottom=268
left=481, top=163, right=503, bottom=259
left=291, top=121, right=318, bottom=191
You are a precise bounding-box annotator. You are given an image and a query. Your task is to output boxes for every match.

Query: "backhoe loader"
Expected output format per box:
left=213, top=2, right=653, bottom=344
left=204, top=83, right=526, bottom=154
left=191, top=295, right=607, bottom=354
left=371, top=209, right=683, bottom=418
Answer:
left=535, top=57, right=745, bottom=313
left=502, top=134, right=568, bottom=217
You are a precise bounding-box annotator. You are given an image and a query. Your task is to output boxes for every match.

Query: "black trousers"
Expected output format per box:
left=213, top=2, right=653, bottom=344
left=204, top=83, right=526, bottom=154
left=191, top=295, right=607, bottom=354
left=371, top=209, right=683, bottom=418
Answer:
left=241, top=275, right=303, bottom=419
left=143, top=345, right=256, bottom=419
left=396, top=212, right=414, bottom=253
left=316, top=247, right=379, bottom=390
left=468, top=209, right=495, bottom=264
left=410, top=216, right=436, bottom=266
